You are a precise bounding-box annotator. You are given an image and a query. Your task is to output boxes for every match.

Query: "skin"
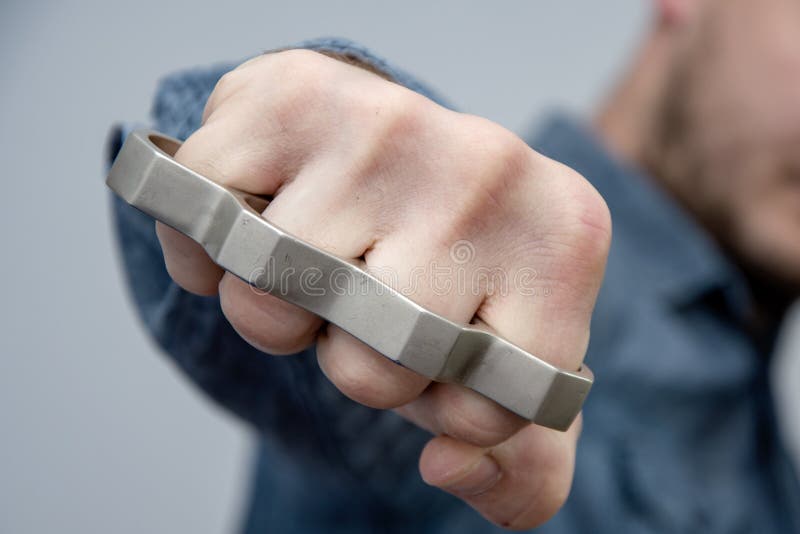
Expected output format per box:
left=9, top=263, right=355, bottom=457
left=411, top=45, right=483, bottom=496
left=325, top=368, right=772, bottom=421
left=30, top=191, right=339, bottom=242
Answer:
left=597, top=0, right=800, bottom=324
left=155, top=0, right=799, bottom=528
left=157, top=50, right=610, bottom=529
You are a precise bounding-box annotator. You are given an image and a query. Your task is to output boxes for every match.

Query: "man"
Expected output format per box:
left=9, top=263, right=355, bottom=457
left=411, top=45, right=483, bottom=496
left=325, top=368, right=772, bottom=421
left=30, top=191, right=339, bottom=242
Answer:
left=107, top=0, right=800, bottom=531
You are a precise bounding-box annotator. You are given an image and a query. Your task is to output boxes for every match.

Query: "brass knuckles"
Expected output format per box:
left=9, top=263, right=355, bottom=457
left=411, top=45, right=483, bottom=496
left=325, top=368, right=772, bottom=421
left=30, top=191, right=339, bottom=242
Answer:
left=107, top=129, right=593, bottom=431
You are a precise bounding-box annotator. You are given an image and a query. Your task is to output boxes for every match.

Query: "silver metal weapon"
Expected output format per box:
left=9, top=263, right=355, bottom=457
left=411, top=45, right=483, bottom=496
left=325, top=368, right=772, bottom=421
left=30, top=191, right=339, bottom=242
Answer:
left=107, top=129, right=593, bottom=431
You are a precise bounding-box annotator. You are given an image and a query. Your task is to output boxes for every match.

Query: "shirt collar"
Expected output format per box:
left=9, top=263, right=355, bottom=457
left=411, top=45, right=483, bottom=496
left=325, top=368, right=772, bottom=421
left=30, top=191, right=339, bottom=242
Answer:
left=527, top=113, right=752, bottom=318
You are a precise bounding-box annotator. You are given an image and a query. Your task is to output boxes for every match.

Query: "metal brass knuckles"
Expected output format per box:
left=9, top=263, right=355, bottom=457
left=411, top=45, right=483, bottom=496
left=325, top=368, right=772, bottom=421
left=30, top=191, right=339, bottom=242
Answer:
left=107, top=129, right=593, bottom=431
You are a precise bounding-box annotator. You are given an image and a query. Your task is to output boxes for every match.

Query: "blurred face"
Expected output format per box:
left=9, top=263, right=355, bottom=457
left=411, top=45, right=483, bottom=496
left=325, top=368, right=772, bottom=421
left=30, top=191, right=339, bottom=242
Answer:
left=648, top=0, right=800, bottom=294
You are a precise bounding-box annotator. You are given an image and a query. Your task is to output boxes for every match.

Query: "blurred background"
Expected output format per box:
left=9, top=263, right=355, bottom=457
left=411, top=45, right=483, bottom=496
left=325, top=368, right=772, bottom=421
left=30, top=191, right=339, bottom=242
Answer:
left=1, top=1, right=798, bottom=532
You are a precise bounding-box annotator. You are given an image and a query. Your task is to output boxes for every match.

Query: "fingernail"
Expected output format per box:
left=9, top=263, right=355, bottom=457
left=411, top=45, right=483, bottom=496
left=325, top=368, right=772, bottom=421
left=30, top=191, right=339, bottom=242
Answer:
left=442, top=454, right=502, bottom=496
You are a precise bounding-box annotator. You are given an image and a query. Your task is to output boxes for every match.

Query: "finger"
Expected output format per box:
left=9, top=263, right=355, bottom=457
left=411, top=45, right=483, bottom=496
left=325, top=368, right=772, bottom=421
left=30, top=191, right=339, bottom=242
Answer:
left=215, top=161, right=383, bottom=356
left=393, top=316, right=529, bottom=447
left=400, top=160, right=609, bottom=446
left=315, top=230, right=484, bottom=409
left=419, top=417, right=581, bottom=530
left=154, top=121, right=294, bottom=296
left=155, top=222, right=223, bottom=296
left=219, top=272, right=322, bottom=354
left=394, top=380, right=528, bottom=448
left=316, top=325, right=430, bottom=409
left=476, top=159, right=611, bottom=372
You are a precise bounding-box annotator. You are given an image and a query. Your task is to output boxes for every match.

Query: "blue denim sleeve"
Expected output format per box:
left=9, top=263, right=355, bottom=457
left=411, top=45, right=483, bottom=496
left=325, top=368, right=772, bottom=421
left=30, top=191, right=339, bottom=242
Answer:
left=106, top=38, right=450, bottom=435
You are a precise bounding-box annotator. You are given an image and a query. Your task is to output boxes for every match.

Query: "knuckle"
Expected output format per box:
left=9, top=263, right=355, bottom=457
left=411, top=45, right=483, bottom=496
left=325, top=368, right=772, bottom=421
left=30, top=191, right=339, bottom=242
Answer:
left=483, top=129, right=533, bottom=178
left=203, top=69, right=246, bottom=121
left=213, top=49, right=335, bottom=113
left=265, top=52, right=344, bottom=126
left=577, top=187, right=613, bottom=260
left=456, top=120, right=535, bottom=218
left=340, top=87, right=433, bottom=189
left=367, top=87, right=431, bottom=146
left=214, top=69, right=242, bottom=96
left=386, top=89, right=430, bottom=132
left=271, top=49, right=332, bottom=95
left=546, top=163, right=613, bottom=262
left=174, top=128, right=227, bottom=179
left=272, top=47, right=330, bottom=68
left=420, top=118, right=535, bottom=248
left=461, top=117, right=534, bottom=184
left=230, top=52, right=270, bottom=73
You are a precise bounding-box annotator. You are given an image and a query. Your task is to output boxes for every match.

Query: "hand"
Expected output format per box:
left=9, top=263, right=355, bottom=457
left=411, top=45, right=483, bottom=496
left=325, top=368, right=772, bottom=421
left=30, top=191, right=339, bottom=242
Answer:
left=155, top=49, right=610, bottom=530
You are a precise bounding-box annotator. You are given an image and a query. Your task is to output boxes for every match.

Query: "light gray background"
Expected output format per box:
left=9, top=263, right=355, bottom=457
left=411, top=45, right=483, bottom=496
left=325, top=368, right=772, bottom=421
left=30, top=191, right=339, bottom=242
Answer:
left=1, top=1, right=797, bottom=533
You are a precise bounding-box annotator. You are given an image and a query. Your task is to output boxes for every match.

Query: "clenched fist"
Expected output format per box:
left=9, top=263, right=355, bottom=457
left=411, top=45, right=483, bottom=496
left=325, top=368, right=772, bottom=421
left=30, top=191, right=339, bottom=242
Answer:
left=155, top=49, right=610, bottom=529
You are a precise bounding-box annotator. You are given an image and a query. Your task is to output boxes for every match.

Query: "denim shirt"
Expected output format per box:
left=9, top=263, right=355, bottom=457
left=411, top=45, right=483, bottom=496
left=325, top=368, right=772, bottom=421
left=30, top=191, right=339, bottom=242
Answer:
left=106, top=38, right=800, bottom=533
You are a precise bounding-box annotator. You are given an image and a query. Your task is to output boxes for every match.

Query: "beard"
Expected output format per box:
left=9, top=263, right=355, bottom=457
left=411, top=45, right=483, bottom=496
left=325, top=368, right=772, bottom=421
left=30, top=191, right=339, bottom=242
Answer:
left=640, top=42, right=800, bottom=324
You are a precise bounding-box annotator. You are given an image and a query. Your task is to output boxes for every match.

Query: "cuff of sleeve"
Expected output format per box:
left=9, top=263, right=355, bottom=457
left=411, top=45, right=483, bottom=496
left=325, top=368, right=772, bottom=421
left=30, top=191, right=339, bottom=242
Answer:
left=267, top=37, right=452, bottom=109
